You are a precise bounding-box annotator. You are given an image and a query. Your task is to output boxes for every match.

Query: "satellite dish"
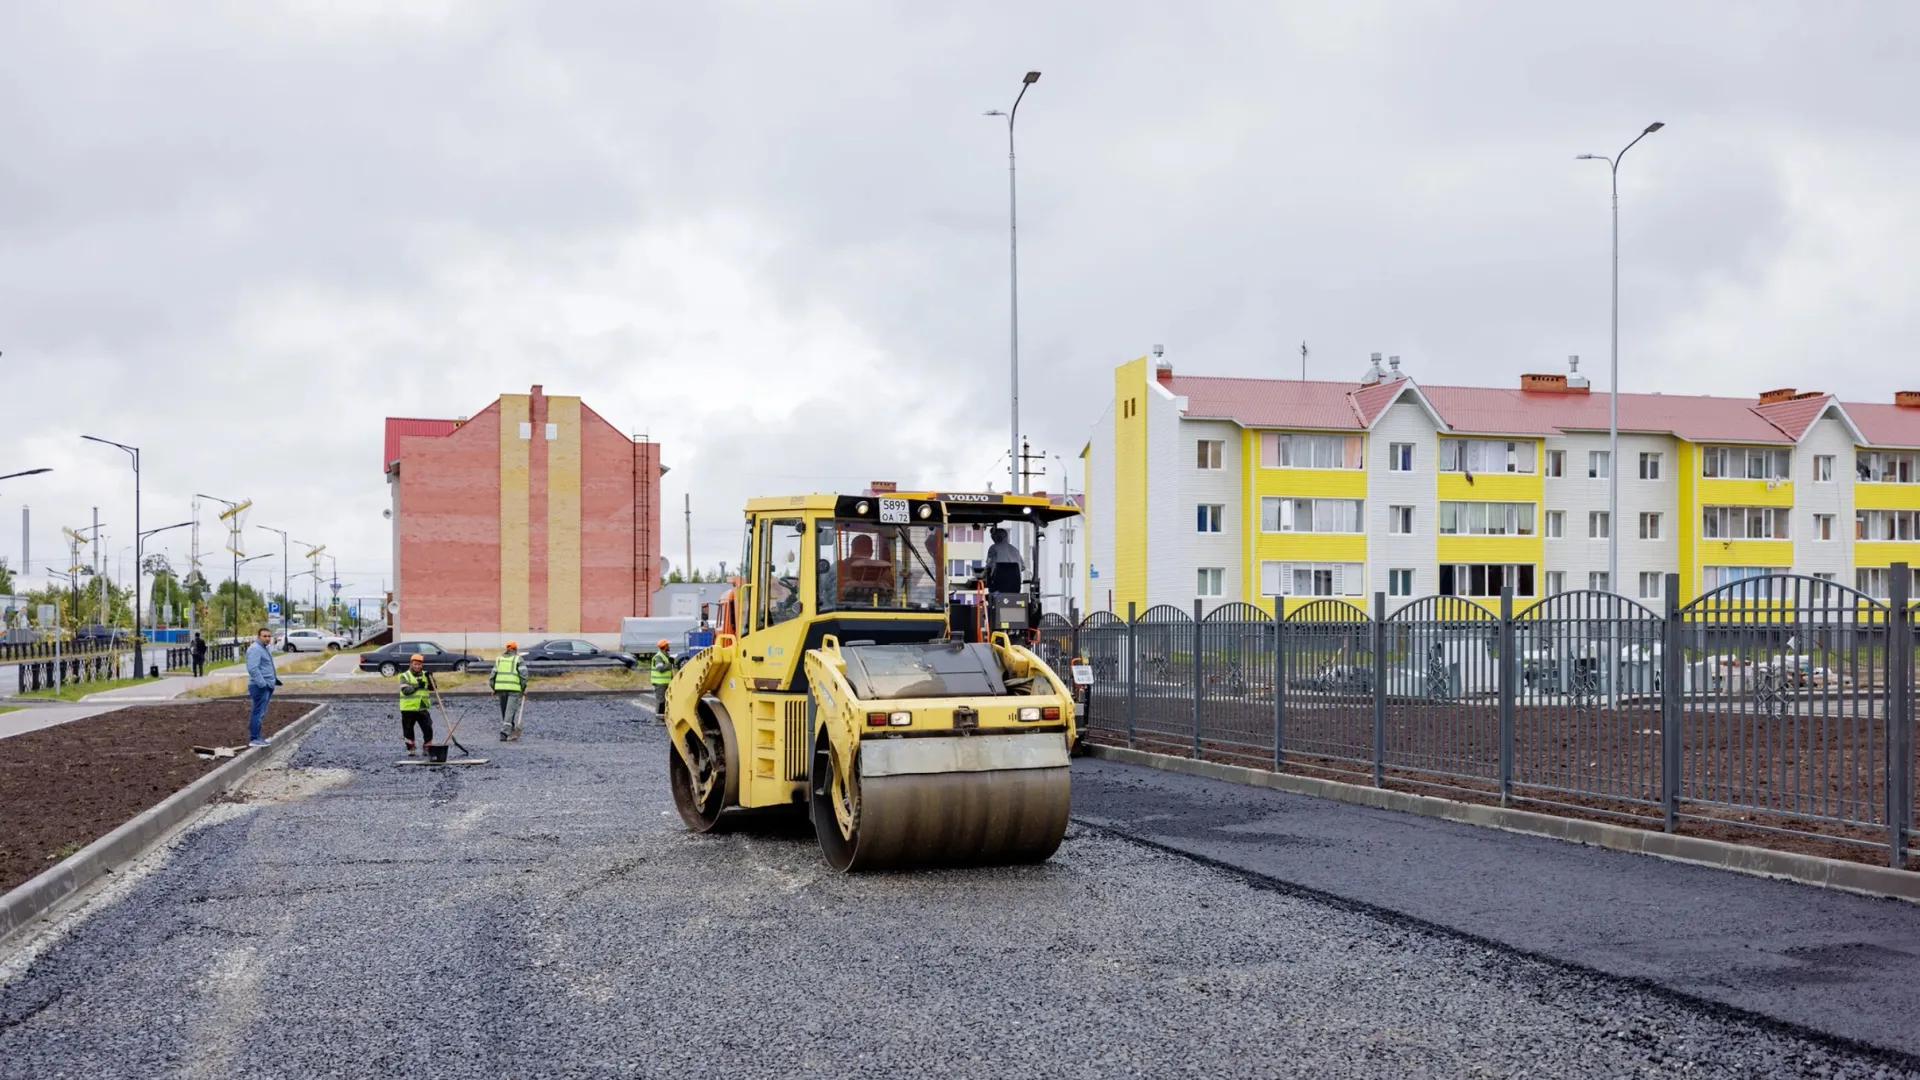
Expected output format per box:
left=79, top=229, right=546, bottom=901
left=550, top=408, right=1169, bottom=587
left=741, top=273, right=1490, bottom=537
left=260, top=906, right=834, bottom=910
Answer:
left=659, top=557, right=671, bottom=579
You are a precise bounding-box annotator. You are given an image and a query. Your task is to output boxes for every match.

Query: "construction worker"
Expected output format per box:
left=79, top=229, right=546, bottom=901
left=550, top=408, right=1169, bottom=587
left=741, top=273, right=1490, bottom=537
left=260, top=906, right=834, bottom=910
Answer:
left=398, top=653, right=435, bottom=755
left=650, top=639, right=675, bottom=722
left=492, top=640, right=527, bottom=741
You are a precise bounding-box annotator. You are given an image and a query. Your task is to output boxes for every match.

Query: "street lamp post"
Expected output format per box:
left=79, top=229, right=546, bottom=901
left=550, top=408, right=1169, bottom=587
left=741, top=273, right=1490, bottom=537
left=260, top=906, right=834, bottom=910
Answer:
left=0, top=469, right=50, bottom=595
left=81, top=437, right=144, bottom=673
left=986, top=70, right=1041, bottom=495
left=257, top=526, right=291, bottom=643
left=295, top=541, right=324, bottom=634
left=1577, top=121, right=1664, bottom=598
left=135, top=521, right=193, bottom=674
left=195, top=493, right=242, bottom=641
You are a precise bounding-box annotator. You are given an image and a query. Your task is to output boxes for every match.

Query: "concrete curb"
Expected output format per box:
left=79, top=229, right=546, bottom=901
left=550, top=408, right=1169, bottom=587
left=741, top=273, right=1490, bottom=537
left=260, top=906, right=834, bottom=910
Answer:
left=1087, top=743, right=1920, bottom=905
left=0, top=701, right=333, bottom=945
left=183, top=690, right=642, bottom=702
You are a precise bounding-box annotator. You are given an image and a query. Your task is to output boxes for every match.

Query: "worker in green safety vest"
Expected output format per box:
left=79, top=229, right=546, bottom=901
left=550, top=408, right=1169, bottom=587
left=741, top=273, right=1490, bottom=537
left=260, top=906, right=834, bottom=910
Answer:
left=650, top=639, right=675, bottom=723
left=492, top=640, right=527, bottom=741
left=398, top=653, right=435, bottom=756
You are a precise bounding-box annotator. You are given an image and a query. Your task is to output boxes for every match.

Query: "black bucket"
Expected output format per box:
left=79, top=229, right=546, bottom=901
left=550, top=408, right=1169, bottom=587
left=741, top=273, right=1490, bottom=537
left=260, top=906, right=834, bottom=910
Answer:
left=425, top=743, right=449, bottom=763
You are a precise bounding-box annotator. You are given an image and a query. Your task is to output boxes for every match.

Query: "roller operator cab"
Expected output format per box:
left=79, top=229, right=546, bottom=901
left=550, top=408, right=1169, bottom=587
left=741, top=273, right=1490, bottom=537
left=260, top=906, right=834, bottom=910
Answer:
left=664, top=491, right=1081, bottom=871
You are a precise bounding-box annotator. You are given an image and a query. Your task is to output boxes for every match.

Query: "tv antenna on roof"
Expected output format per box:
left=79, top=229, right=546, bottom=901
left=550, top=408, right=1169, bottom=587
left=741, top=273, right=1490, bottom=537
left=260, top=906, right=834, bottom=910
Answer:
left=1300, top=341, right=1308, bottom=381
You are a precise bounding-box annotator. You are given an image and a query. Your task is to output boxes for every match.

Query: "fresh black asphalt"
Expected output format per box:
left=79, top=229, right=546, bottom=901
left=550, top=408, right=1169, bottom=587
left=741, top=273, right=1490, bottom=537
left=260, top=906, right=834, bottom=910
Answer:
left=0, top=699, right=1915, bottom=1077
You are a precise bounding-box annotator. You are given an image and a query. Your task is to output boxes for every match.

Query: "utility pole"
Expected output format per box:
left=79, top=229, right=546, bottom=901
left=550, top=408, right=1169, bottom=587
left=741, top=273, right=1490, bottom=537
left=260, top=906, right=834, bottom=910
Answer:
left=92, top=507, right=102, bottom=628
left=1017, top=439, right=1046, bottom=493
left=684, top=494, right=692, bottom=582
left=987, top=71, right=1041, bottom=495
left=1301, top=341, right=1308, bottom=382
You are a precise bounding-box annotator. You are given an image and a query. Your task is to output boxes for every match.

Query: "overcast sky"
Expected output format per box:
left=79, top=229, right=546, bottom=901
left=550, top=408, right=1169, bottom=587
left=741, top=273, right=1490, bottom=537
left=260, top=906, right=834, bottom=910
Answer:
left=4, top=1, right=1917, bottom=599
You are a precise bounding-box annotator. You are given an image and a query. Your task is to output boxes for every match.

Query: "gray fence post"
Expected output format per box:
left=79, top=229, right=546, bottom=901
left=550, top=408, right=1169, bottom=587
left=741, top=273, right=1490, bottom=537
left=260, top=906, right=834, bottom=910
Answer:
left=1125, top=602, right=1137, bottom=749
left=1192, top=599, right=1205, bottom=760
left=1273, top=596, right=1286, bottom=771
left=1497, top=587, right=1515, bottom=807
left=1888, top=562, right=1911, bottom=870
left=1662, top=572, right=1683, bottom=833
left=1372, top=591, right=1388, bottom=788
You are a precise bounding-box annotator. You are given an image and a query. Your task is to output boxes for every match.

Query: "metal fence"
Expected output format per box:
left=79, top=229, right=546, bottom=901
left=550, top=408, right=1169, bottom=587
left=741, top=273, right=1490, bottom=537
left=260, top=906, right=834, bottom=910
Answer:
left=15, top=654, right=127, bottom=694
left=164, top=642, right=240, bottom=672
left=1066, top=567, right=1917, bottom=868
left=0, top=639, right=124, bottom=662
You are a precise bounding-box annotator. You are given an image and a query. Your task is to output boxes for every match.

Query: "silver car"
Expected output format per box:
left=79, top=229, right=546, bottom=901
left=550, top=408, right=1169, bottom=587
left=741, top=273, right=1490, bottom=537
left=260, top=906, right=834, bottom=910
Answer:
left=283, top=628, right=350, bottom=652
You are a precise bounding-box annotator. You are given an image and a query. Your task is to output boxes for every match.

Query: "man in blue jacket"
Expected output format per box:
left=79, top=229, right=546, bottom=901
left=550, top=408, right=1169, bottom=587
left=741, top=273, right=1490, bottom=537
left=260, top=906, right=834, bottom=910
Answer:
left=245, top=627, right=281, bottom=747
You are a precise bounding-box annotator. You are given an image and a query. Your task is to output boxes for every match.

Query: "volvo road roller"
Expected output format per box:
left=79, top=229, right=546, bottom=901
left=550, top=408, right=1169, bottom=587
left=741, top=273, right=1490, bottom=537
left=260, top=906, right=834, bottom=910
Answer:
left=664, top=490, right=1081, bottom=871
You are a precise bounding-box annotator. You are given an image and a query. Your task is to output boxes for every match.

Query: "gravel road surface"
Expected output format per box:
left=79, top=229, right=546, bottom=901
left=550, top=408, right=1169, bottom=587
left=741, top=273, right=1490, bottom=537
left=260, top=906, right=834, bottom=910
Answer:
left=1, top=699, right=1914, bottom=1078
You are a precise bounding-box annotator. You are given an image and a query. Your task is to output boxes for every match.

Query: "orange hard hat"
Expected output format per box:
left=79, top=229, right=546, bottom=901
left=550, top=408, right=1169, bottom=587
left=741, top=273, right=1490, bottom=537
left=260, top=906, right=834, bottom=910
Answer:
left=409, top=653, right=424, bottom=662
left=505, top=640, right=517, bottom=650
left=657, top=638, right=672, bottom=649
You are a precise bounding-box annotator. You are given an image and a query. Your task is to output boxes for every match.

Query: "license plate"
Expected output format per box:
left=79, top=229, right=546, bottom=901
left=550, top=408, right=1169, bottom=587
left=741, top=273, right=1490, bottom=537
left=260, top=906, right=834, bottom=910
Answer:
left=878, top=497, right=909, bottom=524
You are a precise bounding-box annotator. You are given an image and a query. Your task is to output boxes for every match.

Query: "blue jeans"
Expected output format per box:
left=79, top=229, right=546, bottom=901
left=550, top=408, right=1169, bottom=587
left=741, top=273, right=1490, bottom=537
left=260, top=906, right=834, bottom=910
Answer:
left=248, top=683, right=274, bottom=742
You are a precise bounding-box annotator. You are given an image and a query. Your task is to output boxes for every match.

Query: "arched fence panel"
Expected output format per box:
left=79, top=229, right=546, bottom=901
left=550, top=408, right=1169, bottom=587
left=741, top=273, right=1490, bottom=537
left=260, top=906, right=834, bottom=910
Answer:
left=1282, top=599, right=1374, bottom=781
left=1678, top=573, right=1900, bottom=852
left=1076, top=611, right=1128, bottom=741
left=1381, top=596, right=1500, bottom=790
left=1130, top=605, right=1195, bottom=747
left=1197, top=602, right=1278, bottom=760
left=1512, top=591, right=1664, bottom=811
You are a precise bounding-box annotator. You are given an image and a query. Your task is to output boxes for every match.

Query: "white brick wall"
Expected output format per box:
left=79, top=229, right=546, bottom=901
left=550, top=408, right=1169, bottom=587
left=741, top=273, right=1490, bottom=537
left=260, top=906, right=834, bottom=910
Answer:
left=1793, top=412, right=1854, bottom=581
left=1542, top=431, right=1677, bottom=599
left=1086, top=404, right=1116, bottom=614
left=1144, top=380, right=1185, bottom=612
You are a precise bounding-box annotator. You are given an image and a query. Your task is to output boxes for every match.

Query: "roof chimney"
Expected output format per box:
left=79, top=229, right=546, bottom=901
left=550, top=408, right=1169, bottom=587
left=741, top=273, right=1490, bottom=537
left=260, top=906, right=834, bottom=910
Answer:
left=1566, top=355, right=1589, bottom=390
left=1154, top=361, right=1174, bottom=385
left=1387, top=355, right=1402, bottom=379
left=1896, top=391, right=1920, bottom=409
left=1757, top=388, right=1798, bottom=406
left=1361, top=352, right=1387, bottom=387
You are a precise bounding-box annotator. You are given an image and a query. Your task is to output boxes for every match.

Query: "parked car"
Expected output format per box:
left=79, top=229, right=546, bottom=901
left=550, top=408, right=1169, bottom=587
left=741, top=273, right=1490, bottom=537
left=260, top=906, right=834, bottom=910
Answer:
left=520, top=639, right=637, bottom=671
left=283, top=628, right=350, bottom=653
left=358, top=640, right=481, bottom=676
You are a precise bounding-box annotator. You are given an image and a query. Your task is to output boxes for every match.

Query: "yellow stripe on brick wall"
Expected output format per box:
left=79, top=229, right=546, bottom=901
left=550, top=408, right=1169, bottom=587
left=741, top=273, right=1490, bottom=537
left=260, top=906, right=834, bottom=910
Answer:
left=499, top=394, right=531, bottom=632
left=1114, top=357, right=1149, bottom=612
left=546, top=395, right=583, bottom=634
left=1676, top=442, right=1698, bottom=599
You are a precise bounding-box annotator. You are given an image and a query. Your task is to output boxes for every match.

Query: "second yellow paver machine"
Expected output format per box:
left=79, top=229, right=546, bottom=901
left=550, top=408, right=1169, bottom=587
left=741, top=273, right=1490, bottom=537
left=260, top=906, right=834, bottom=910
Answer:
left=663, top=490, right=1081, bottom=871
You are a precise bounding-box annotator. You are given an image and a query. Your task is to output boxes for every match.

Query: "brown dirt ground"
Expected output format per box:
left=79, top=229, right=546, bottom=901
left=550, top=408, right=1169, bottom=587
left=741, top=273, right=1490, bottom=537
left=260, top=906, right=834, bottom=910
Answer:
left=0, top=699, right=310, bottom=895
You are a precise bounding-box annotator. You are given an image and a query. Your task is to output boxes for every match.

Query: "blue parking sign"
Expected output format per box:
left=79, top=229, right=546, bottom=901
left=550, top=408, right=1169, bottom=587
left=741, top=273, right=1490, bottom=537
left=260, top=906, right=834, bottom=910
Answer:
left=268, top=601, right=281, bottom=615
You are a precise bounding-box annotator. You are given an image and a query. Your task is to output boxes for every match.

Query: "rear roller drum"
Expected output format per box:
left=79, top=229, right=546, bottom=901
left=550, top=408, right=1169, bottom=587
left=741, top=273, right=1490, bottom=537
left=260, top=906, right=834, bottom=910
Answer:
left=810, top=737, right=1071, bottom=872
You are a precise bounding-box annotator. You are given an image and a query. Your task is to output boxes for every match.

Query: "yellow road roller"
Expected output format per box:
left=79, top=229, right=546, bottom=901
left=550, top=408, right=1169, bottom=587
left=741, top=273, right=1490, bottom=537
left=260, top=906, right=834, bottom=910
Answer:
left=664, top=490, right=1080, bottom=871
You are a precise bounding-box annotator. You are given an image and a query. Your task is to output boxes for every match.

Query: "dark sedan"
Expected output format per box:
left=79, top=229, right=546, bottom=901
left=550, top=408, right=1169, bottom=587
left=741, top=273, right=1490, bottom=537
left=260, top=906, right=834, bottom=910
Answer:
left=358, top=640, right=482, bottom=677
left=520, top=639, right=637, bottom=672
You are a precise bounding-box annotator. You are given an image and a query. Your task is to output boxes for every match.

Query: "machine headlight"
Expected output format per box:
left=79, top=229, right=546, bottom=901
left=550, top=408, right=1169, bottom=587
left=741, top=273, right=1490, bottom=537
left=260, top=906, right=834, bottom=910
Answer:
left=1018, top=706, right=1042, bottom=721
left=855, top=501, right=870, bottom=515
left=918, top=504, right=932, bottom=519
left=889, top=711, right=912, bottom=726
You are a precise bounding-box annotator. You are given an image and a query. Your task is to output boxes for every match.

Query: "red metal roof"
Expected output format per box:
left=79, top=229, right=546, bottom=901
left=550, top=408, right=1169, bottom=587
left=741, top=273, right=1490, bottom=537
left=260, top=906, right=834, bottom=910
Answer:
left=384, top=417, right=459, bottom=472
left=1846, top=403, right=1920, bottom=448
left=1164, top=373, right=1906, bottom=445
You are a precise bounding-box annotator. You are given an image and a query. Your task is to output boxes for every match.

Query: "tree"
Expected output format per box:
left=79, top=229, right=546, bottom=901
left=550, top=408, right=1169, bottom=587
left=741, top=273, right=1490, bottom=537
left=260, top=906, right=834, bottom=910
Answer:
left=0, top=557, right=13, bottom=596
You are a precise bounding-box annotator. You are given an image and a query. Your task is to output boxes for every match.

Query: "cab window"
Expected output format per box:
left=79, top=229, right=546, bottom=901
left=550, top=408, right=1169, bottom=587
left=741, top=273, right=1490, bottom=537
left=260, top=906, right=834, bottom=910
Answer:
left=758, top=518, right=806, bottom=630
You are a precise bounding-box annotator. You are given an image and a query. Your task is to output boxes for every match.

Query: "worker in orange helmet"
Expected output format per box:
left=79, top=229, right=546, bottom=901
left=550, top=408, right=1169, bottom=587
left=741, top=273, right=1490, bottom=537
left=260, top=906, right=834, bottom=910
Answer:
left=650, top=638, right=675, bottom=721
left=398, top=653, right=435, bottom=755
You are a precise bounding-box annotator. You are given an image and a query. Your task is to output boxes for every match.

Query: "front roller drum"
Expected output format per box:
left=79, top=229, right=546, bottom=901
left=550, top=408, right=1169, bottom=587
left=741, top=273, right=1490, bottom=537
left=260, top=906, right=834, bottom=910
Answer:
left=812, top=744, right=1070, bottom=872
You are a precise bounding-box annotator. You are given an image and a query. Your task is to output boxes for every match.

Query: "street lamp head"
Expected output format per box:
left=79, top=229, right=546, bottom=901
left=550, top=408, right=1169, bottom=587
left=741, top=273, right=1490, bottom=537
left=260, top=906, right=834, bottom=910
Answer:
left=1575, top=154, right=1601, bottom=160
left=1644, top=121, right=1665, bottom=133
left=0, top=468, right=51, bottom=481
left=984, top=109, right=1006, bottom=116
left=1023, top=71, right=1041, bottom=84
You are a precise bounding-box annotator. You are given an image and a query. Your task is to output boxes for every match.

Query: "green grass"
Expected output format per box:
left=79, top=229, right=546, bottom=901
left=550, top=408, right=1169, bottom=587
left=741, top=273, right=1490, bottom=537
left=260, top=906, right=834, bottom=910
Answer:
left=16, top=675, right=169, bottom=702
left=0, top=705, right=20, bottom=716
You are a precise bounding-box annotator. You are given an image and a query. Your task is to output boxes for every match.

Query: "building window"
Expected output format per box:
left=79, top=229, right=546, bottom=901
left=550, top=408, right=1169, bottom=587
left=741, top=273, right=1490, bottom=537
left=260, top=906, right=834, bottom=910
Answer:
left=1389, top=505, right=1414, bottom=535
left=1814, top=513, right=1835, bottom=540
left=1260, top=561, right=1363, bottom=597
left=1260, top=433, right=1363, bottom=469
left=1196, top=504, right=1223, bottom=533
left=1588, top=451, right=1610, bottom=479
left=1546, top=450, right=1566, bottom=478
left=1389, top=443, right=1414, bottom=471
left=1589, top=571, right=1610, bottom=592
left=1638, top=452, right=1661, bottom=480
left=1813, top=572, right=1836, bottom=583
left=1702, top=506, right=1790, bottom=540
left=1589, top=511, right=1610, bottom=539
left=1261, top=498, right=1364, bottom=533
left=1438, top=563, right=1535, bottom=598
left=1702, top=566, right=1782, bottom=596
left=1545, top=571, right=1566, bottom=596
left=1857, top=451, right=1920, bottom=483
left=1702, top=446, right=1791, bottom=480
left=1638, top=512, right=1660, bottom=540
left=1856, top=510, right=1920, bottom=541
left=1814, top=455, right=1834, bottom=482
left=1439, top=439, right=1536, bottom=475
left=1197, top=568, right=1224, bottom=597
left=1388, top=569, right=1414, bottom=597
left=1639, top=572, right=1662, bottom=599
left=1196, top=440, right=1223, bottom=470
left=545, top=422, right=559, bottom=441
left=1545, top=510, right=1564, bottom=538
left=518, top=422, right=533, bottom=440
left=1438, top=502, right=1536, bottom=536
